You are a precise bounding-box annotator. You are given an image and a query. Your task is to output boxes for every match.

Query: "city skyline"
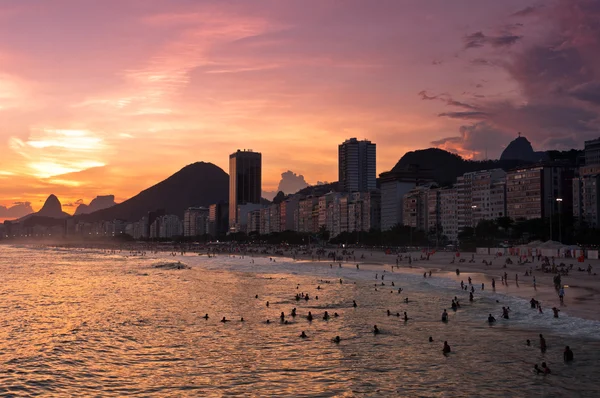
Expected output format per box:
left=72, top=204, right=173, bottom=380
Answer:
left=1, top=0, right=600, bottom=214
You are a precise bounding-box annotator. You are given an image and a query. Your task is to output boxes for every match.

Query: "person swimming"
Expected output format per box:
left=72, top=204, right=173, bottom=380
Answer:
left=443, top=341, right=451, bottom=354
left=323, top=311, right=330, bottom=320
left=300, top=331, right=307, bottom=338
left=334, top=312, right=339, bottom=318
left=353, top=300, right=357, bottom=308
left=429, top=336, right=433, bottom=342
left=334, top=336, right=341, bottom=343
left=469, top=292, right=474, bottom=302
left=451, top=300, right=457, bottom=311
left=280, top=312, right=285, bottom=322
left=291, top=308, right=297, bottom=317
left=240, top=317, right=245, bottom=322
left=307, top=312, right=313, bottom=321
left=404, top=297, right=409, bottom=303
left=539, top=334, right=547, bottom=352
left=564, top=346, right=574, bottom=362
left=221, top=317, right=229, bottom=322
left=534, top=364, right=542, bottom=374
left=202, top=314, right=209, bottom=319
left=541, top=362, right=551, bottom=374
left=373, top=325, right=380, bottom=334
left=488, top=314, right=496, bottom=323
left=387, top=309, right=391, bottom=316
left=266, top=301, right=269, bottom=307
left=441, top=309, right=448, bottom=322
left=502, top=307, right=509, bottom=319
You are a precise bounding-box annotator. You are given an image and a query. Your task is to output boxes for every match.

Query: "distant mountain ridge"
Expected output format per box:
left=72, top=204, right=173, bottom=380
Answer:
left=78, top=162, right=229, bottom=222
left=75, top=195, right=117, bottom=215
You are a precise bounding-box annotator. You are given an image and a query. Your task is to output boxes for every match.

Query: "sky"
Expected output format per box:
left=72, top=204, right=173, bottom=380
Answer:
left=1, top=0, right=600, bottom=218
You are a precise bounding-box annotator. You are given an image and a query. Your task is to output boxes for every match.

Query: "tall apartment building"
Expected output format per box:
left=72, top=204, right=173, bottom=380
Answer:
left=183, top=207, right=209, bottom=237
left=208, top=202, right=229, bottom=238
left=506, top=164, right=574, bottom=220
left=229, top=150, right=262, bottom=231
left=339, top=138, right=376, bottom=192
left=402, top=185, right=430, bottom=230
left=584, top=137, right=600, bottom=166
left=456, top=169, right=506, bottom=231
left=280, top=196, right=300, bottom=232
left=573, top=146, right=600, bottom=227
left=298, top=197, right=319, bottom=233
left=439, top=188, right=458, bottom=243
left=379, top=166, right=433, bottom=231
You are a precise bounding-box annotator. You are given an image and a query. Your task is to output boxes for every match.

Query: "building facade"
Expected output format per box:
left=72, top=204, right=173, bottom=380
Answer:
left=338, top=138, right=376, bottom=192
left=506, top=164, right=574, bottom=221
left=229, top=150, right=262, bottom=231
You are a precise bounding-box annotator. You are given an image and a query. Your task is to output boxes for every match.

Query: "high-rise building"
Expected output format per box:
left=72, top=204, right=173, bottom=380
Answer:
left=379, top=166, right=433, bottom=230
left=506, top=164, right=574, bottom=221
left=456, top=169, right=507, bottom=231
left=573, top=149, right=600, bottom=227
left=208, top=202, right=229, bottom=238
left=229, top=150, right=262, bottom=231
left=584, top=137, right=600, bottom=166
left=338, top=138, right=376, bottom=192
left=184, top=207, right=209, bottom=237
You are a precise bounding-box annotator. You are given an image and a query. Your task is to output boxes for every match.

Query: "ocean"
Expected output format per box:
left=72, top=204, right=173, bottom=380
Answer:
left=0, top=245, right=599, bottom=397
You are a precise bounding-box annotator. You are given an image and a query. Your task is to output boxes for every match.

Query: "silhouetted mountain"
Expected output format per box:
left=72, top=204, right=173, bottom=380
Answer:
left=79, top=162, right=229, bottom=222
left=18, top=194, right=70, bottom=221
left=500, top=135, right=547, bottom=162
left=75, top=195, right=117, bottom=215
left=392, top=148, right=530, bottom=186
left=294, top=182, right=340, bottom=197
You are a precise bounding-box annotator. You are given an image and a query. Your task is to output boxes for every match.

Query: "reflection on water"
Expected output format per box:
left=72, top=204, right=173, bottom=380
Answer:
left=0, top=246, right=599, bottom=396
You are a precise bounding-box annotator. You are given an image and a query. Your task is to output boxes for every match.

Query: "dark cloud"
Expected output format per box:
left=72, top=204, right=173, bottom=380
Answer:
left=464, top=31, right=522, bottom=49
left=0, top=202, right=33, bottom=219
left=418, top=91, right=478, bottom=110
left=431, top=122, right=511, bottom=159
left=569, top=81, right=600, bottom=105
left=432, top=0, right=600, bottom=157
left=511, top=6, right=539, bottom=17
left=438, top=111, right=488, bottom=119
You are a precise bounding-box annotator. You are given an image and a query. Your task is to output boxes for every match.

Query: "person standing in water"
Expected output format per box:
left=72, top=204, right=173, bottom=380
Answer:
left=443, top=341, right=451, bottom=354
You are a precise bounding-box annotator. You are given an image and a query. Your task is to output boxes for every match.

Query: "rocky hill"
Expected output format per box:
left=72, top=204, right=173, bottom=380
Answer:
left=78, top=162, right=229, bottom=222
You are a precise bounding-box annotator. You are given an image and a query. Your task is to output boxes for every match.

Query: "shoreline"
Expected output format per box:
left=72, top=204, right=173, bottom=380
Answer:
left=4, top=242, right=600, bottom=322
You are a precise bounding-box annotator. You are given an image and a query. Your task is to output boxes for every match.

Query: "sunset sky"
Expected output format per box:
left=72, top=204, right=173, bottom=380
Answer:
left=1, top=0, right=599, bottom=217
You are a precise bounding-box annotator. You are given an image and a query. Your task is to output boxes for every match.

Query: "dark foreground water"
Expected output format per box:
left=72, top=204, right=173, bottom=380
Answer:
left=1, top=245, right=599, bottom=397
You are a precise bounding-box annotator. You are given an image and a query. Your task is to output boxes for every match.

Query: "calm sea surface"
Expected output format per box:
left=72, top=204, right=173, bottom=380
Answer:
left=1, top=245, right=599, bottom=397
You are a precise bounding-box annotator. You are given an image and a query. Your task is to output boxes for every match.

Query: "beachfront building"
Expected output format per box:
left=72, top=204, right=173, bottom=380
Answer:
left=229, top=149, right=262, bottom=232
left=456, top=169, right=506, bottom=231
left=402, top=185, right=430, bottom=230
left=183, top=207, right=209, bottom=237
left=439, top=188, right=458, bottom=243
left=259, top=207, right=270, bottom=235
left=280, top=196, right=300, bottom=231
left=208, top=202, right=229, bottom=238
left=573, top=164, right=600, bottom=228
left=338, top=138, right=376, bottom=192
left=379, top=166, right=433, bottom=231
left=298, top=196, right=319, bottom=234
left=506, top=164, right=574, bottom=221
